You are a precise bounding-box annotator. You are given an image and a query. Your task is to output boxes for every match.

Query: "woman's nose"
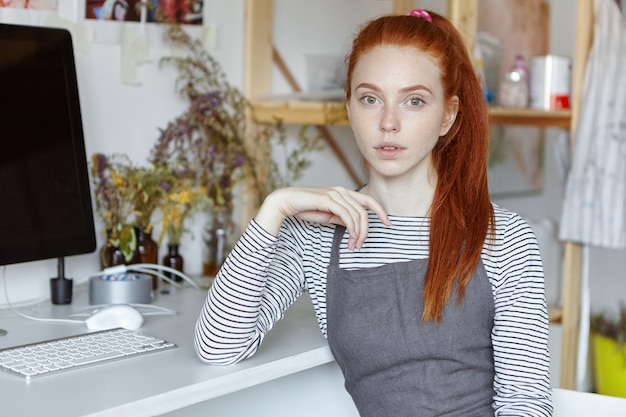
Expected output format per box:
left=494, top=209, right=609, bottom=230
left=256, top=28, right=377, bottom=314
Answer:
left=379, top=106, right=400, bottom=133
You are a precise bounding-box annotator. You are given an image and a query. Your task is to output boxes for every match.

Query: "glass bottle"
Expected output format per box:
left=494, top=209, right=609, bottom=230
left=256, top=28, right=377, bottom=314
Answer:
left=202, top=208, right=235, bottom=277
left=163, top=243, right=184, bottom=283
left=134, top=226, right=159, bottom=289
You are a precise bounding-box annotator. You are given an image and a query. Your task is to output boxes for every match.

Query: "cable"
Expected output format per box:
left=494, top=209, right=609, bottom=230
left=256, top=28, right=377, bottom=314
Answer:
left=103, top=263, right=200, bottom=289
left=89, top=268, right=183, bottom=288
left=2, top=266, right=84, bottom=325
left=125, top=267, right=183, bottom=288
left=1, top=263, right=195, bottom=326
left=129, top=303, right=178, bottom=316
left=69, top=303, right=178, bottom=318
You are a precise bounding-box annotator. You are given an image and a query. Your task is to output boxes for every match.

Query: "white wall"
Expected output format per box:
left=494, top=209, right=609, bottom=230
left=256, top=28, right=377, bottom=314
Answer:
left=0, top=1, right=246, bottom=304
left=1, top=0, right=624, bottom=388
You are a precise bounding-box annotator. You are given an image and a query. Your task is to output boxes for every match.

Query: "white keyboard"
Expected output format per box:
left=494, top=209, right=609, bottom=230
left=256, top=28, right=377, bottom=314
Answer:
left=0, top=328, right=176, bottom=379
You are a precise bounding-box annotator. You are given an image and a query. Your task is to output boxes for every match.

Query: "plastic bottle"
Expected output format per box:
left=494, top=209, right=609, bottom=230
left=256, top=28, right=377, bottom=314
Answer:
left=499, top=54, right=529, bottom=108
left=474, top=44, right=493, bottom=104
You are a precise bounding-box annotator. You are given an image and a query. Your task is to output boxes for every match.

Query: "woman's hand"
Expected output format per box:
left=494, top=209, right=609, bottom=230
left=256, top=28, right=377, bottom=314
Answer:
left=254, top=186, right=391, bottom=250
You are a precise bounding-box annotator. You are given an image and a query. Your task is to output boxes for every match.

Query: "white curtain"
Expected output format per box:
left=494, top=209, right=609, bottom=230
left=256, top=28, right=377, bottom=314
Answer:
left=559, top=0, right=626, bottom=249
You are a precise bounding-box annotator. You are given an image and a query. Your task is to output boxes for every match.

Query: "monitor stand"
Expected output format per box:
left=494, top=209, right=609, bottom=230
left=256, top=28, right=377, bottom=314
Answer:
left=50, top=257, right=73, bottom=305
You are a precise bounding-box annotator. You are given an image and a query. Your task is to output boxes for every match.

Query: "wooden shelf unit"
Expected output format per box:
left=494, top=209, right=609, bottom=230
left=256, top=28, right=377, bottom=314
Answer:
left=245, top=0, right=594, bottom=390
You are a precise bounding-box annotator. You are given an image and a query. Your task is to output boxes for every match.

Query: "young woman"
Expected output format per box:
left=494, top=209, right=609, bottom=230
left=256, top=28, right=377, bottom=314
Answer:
left=194, top=9, right=552, bottom=416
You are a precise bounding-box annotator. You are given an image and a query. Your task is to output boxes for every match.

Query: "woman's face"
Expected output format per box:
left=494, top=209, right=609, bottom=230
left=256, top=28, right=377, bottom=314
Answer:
left=347, top=45, right=458, bottom=184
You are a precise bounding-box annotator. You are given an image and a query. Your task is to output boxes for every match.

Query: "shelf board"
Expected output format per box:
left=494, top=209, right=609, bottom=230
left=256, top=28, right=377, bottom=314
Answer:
left=252, top=100, right=349, bottom=125
left=252, top=100, right=572, bottom=129
left=489, top=107, right=571, bottom=128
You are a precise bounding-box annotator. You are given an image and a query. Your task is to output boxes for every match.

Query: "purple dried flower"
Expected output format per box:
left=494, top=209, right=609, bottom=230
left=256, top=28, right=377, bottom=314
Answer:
left=233, top=153, right=245, bottom=168
left=159, top=181, right=172, bottom=192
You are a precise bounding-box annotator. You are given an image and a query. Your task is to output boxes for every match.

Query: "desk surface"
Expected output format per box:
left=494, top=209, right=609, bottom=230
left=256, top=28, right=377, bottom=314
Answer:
left=0, top=283, right=334, bottom=417
left=4, top=284, right=626, bottom=417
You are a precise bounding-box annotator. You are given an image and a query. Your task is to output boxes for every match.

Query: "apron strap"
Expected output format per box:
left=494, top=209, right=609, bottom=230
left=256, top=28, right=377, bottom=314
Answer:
left=329, top=225, right=346, bottom=268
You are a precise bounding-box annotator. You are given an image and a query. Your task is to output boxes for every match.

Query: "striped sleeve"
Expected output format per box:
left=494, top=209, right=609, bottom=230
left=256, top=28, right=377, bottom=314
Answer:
left=486, top=208, right=553, bottom=416
left=193, top=220, right=305, bottom=365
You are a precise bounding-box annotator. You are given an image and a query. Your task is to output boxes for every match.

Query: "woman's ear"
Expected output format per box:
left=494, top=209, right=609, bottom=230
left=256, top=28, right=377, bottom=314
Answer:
left=440, top=95, right=459, bottom=136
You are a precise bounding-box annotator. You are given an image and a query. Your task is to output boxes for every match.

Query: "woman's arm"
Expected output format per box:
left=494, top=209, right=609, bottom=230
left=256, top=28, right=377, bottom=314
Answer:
left=255, top=187, right=390, bottom=250
left=194, top=186, right=390, bottom=365
left=194, top=220, right=303, bottom=365
left=491, top=212, right=553, bottom=416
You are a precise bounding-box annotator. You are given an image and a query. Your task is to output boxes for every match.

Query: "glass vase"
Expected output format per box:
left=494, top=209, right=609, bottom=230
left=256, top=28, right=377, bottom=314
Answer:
left=100, top=229, right=126, bottom=269
left=202, top=208, right=235, bottom=278
left=134, top=226, right=159, bottom=289
left=163, top=243, right=184, bottom=283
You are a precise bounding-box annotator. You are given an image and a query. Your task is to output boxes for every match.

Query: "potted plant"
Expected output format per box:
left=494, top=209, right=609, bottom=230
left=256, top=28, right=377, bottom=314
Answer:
left=590, top=304, right=626, bottom=397
left=156, top=174, right=209, bottom=282
left=127, top=163, right=171, bottom=288
left=91, top=153, right=138, bottom=267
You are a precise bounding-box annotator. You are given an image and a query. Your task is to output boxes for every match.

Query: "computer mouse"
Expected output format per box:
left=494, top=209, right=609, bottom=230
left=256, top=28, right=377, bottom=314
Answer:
left=85, top=304, right=144, bottom=331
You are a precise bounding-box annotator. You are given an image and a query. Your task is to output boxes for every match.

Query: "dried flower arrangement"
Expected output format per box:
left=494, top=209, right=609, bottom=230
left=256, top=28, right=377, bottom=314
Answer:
left=90, top=153, right=138, bottom=262
left=150, top=23, right=320, bottom=216
left=90, top=22, right=319, bottom=266
left=157, top=177, right=209, bottom=245
left=91, top=153, right=134, bottom=232
left=128, top=163, right=171, bottom=232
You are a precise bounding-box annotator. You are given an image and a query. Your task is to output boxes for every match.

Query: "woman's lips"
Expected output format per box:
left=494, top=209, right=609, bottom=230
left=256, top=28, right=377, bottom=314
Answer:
left=374, top=143, right=405, bottom=159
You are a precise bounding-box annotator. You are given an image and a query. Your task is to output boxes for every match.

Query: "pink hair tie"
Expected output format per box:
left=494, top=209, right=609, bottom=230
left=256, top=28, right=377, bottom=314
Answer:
left=408, top=9, right=432, bottom=22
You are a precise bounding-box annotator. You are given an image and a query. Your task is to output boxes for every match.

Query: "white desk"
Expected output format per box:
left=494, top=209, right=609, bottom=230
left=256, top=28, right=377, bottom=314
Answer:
left=2, top=284, right=626, bottom=417
left=0, top=283, right=352, bottom=417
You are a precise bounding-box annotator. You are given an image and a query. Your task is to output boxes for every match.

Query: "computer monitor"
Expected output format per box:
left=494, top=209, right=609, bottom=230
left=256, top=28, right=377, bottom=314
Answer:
left=0, top=23, right=97, bottom=305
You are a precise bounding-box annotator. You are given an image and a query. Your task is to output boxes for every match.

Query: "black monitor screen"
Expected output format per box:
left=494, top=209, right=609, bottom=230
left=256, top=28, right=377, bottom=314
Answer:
left=0, top=23, right=96, bottom=266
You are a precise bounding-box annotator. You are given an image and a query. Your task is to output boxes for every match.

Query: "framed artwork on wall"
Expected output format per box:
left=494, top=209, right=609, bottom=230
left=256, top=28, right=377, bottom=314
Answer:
left=0, top=1, right=57, bottom=9
left=85, top=0, right=203, bottom=24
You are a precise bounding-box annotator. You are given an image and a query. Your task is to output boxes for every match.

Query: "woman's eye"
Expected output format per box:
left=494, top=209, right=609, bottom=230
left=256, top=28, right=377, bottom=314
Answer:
left=408, top=97, right=424, bottom=106
left=362, top=95, right=378, bottom=105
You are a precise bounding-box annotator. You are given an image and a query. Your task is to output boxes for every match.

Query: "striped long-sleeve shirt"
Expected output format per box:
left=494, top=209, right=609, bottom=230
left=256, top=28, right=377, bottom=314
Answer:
left=194, top=203, right=553, bottom=416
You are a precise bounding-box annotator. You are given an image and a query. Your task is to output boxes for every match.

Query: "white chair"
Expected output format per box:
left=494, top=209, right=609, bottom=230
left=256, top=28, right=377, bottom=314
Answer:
left=553, top=388, right=626, bottom=416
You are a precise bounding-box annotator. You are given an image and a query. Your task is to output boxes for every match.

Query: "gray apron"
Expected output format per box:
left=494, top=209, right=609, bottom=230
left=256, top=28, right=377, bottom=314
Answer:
left=327, top=225, right=496, bottom=416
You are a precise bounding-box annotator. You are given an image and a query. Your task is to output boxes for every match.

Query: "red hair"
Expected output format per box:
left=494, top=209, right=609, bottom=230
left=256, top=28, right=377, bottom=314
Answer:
left=345, top=11, right=494, bottom=322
